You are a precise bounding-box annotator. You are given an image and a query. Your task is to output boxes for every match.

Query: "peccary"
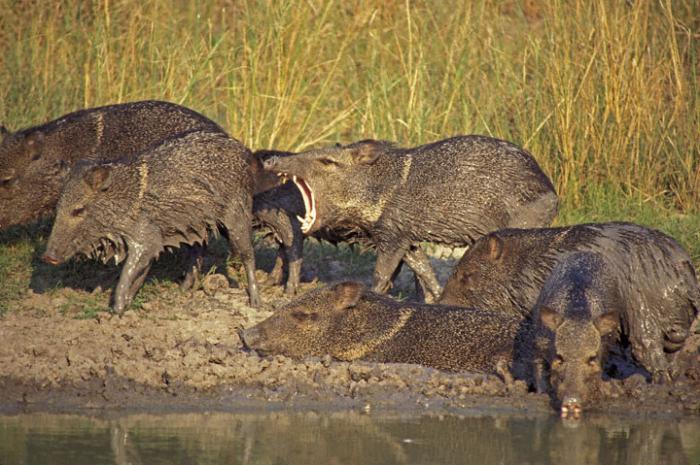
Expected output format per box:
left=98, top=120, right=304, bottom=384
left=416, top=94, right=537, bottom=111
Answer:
left=0, top=100, right=224, bottom=229
left=43, top=129, right=261, bottom=311
left=531, top=252, right=624, bottom=417
left=239, top=281, right=528, bottom=376
left=251, top=150, right=305, bottom=295
left=263, top=136, right=558, bottom=299
left=439, top=222, right=700, bottom=383
left=252, top=148, right=443, bottom=300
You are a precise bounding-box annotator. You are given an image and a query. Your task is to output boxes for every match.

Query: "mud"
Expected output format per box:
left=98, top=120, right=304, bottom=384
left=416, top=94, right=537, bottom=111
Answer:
left=1, top=268, right=699, bottom=417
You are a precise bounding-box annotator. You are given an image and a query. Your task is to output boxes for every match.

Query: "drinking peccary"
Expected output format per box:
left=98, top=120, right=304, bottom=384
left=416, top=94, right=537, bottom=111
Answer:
left=0, top=100, right=225, bottom=229
left=531, top=252, right=625, bottom=417
left=239, top=281, right=529, bottom=377
left=42, top=129, right=262, bottom=311
left=439, top=222, right=700, bottom=383
left=252, top=148, right=441, bottom=299
left=262, top=136, right=558, bottom=299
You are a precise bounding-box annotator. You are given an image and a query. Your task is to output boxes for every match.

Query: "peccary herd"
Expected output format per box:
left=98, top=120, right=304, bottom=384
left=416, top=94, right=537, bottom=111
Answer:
left=1, top=100, right=698, bottom=417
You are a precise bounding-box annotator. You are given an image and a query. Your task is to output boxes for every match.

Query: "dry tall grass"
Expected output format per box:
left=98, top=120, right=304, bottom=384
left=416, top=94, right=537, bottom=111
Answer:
left=1, top=0, right=697, bottom=212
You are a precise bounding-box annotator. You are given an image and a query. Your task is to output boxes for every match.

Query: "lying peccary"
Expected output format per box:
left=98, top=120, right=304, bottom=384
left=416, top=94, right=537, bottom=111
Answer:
left=263, top=136, right=558, bottom=299
left=0, top=100, right=224, bottom=229
left=252, top=149, right=441, bottom=299
left=239, top=281, right=528, bottom=376
left=43, top=129, right=262, bottom=311
left=439, top=222, right=700, bottom=383
left=531, top=252, right=624, bottom=417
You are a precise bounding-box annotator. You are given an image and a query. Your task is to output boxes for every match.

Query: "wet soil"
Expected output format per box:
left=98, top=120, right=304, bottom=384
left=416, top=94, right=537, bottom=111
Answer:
left=1, top=270, right=699, bottom=418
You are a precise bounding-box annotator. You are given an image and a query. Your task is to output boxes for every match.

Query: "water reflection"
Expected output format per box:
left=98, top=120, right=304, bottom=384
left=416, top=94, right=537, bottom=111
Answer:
left=0, top=411, right=698, bottom=465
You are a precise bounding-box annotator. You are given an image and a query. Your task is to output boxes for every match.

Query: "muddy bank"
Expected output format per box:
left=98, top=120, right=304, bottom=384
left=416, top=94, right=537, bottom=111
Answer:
left=0, top=274, right=699, bottom=416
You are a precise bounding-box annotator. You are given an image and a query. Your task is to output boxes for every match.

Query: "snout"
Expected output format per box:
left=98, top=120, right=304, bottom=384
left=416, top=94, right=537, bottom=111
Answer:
left=560, top=396, right=583, bottom=418
left=262, top=156, right=280, bottom=171
left=42, top=253, right=63, bottom=266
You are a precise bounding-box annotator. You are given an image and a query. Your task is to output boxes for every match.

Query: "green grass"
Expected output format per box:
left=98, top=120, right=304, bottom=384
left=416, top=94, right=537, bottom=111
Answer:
left=301, top=239, right=377, bottom=283
left=0, top=0, right=698, bottom=313
left=57, top=293, right=110, bottom=320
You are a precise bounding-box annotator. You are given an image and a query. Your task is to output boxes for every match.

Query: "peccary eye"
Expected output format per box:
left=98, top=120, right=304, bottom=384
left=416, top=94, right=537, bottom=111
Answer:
left=71, top=207, right=86, bottom=217
left=291, top=311, right=319, bottom=322
left=319, top=158, right=338, bottom=166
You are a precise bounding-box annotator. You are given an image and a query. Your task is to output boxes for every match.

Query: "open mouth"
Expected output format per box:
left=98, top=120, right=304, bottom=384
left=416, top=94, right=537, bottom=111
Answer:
left=279, top=173, right=316, bottom=233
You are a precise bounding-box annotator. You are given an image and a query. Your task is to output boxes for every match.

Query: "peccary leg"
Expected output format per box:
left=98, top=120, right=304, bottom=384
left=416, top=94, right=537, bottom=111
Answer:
left=532, top=359, right=550, bottom=394
left=403, top=247, right=442, bottom=303
left=223, top=214, right=262, bottom=308
left=373, top=243, right=410, bottom=294
left=630, top=331, right=672, bottom=384
left=267, top=249, right=285, bottom=285
left=495, top=358, right=515, bottom=387
left=254, top=206, right=302, bottom=295
left=284, top=223, right=304, bottom=296
left=180, top=244, right=204, bottom=290
left=113, top=241, right=155, bottom=314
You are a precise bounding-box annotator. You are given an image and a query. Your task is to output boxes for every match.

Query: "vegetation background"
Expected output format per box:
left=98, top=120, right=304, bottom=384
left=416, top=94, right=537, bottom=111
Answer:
left=0, top=0, right=698, bottom=312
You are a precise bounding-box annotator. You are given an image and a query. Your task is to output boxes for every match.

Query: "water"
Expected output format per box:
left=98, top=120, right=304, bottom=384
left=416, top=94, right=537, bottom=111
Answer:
left=0, top=411, right=698, bottom=465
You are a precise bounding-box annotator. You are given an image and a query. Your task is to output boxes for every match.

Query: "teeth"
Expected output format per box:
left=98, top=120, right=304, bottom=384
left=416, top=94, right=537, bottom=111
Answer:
left=291, top=175, right=316, bottom=233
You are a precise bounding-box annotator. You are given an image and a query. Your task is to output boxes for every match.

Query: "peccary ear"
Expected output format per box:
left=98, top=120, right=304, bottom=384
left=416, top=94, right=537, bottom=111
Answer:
left=25, top=131, right=45, bottom=160
left=349, top=143, right=381, bottom=165
left=593, top=312, right=618, bottom=336
left=487, top=235, right=504, bottom=260
left=0, top=125, right=9, bottom=141
left=539, top=306, right=562, bottom=330
left=332, top=281, right=365, bottom=310
left=84, top=165, right=113, bottom=192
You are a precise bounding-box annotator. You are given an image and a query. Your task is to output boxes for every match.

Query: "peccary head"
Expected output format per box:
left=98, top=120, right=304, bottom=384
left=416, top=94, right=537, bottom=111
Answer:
left=240, top=281, right=374, bottom=359
left=43, top=161, right=138, bottom=265
left=535, top=252, right=620, bottom=417
left=540, top=309, right=618, bottom=417
left=252, top=149, right=296, bottom=194
left=440, top=234, right=524, bottom=309
left=0, top=128, right=69, bottom=228
left=262, top=140, right=393, bottom=234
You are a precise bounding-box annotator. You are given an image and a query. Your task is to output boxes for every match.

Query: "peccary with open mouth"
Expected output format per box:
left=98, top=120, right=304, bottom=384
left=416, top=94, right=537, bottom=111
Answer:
left=43, top=129, right=262, bottom=311
left=252, top=148, right=443, bottom=300
left=263, top=136, right=558, bottom=299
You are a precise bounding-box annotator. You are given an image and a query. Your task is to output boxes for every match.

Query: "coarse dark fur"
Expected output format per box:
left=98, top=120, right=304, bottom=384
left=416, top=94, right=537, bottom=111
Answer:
left=0, top=100, right=225, bottom=229
left=239, top=281, right=529, bottom=376
left=531, top=252, right=623, bottom=415
left=43, top=129, right=261, bottom=312
left=252, top=148, right=443, bottom=300
left=263, top=136, right=558, bottom=298
left=439, top=222, right=700, bottom=383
